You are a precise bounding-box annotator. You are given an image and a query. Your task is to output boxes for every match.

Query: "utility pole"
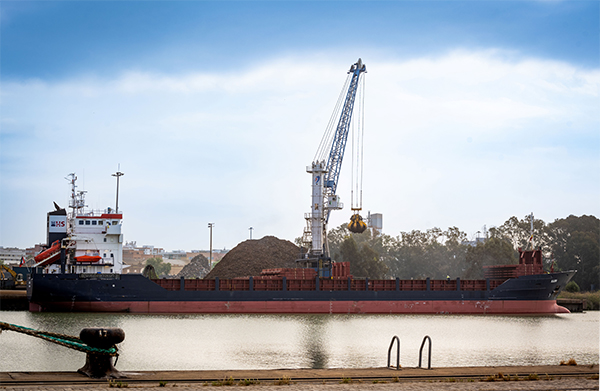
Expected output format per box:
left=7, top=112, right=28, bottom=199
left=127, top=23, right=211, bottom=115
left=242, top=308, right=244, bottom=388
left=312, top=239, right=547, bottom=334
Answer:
left=112, top=166, right=124, bottom=213
left=249, top=227, right=253, bottom=240
left=208, top=223, right=214, bottom=269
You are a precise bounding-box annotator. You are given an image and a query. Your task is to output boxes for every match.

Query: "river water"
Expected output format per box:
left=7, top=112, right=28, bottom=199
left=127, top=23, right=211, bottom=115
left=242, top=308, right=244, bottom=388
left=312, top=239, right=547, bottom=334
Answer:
left=0, top=311, right=597, bottom=372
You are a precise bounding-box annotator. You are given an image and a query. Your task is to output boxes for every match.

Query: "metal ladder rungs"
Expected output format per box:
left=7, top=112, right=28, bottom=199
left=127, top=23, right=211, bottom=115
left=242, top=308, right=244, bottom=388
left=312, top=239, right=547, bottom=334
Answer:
left=386, top=335, right=432, bottom=370
left=387, top=335, right=400, bottom=369
left=418, top=335, right=432, bottom=369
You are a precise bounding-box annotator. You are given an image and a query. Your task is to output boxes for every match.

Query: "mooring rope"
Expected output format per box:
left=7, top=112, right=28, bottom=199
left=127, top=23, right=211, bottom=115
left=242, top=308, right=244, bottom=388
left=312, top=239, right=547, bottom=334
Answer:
left=0, top=321, right=118, bottom=356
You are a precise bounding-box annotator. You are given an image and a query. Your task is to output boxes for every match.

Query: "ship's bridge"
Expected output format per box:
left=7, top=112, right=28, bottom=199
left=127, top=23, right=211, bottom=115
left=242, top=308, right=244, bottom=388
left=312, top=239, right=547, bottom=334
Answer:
left=73, top=212, right=122, bottom=235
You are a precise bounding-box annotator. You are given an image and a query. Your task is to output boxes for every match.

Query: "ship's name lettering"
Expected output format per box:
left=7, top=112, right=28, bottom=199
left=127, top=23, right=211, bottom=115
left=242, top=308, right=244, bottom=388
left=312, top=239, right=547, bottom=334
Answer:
left=79, top=273, right=121, bottom=280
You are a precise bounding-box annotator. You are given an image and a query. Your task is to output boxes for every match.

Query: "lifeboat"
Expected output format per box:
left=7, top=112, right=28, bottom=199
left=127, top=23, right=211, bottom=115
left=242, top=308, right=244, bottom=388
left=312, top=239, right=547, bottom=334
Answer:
left=76, top=255, right=102, bottom=263
left=33, top=240, right=61, bottom=266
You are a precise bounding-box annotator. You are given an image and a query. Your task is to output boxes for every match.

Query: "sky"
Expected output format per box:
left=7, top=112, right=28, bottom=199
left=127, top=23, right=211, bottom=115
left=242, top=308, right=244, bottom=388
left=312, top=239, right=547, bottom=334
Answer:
left=1, top=1, right=598, bottom=252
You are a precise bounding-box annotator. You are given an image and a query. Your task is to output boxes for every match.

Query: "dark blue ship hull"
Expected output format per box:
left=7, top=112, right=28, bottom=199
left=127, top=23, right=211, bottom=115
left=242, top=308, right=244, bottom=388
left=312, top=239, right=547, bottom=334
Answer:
left=28, top=271, right=575, bottom=314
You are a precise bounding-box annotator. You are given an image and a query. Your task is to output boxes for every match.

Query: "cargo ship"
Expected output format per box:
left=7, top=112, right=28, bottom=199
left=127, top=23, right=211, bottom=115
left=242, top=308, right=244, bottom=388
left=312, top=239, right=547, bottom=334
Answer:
left=28, top=174, right=575, bottom=315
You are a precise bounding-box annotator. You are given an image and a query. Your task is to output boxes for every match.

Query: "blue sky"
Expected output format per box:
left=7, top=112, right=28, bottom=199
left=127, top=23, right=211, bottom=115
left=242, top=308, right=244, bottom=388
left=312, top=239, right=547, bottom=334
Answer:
left=2, top=1, right=598, bottom=79
left=1, top=1, right=599, bottom=252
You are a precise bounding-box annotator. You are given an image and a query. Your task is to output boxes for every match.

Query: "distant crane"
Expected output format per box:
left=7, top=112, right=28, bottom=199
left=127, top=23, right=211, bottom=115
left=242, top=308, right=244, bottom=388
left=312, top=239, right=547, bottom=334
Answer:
left=301, top=58, right=368, bottom=275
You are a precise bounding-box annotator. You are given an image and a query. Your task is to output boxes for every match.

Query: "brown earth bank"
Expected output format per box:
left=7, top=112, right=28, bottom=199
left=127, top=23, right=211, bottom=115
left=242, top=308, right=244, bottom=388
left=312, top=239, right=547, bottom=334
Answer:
left=205, top=236, right=301, bottom=279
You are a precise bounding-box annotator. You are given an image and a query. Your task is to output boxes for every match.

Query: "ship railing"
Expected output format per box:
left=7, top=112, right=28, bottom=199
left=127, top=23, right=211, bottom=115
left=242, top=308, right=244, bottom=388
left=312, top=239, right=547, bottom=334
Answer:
left=75, top=209, right=123, bottom=218
left=149, top=277, right=508, bottom=293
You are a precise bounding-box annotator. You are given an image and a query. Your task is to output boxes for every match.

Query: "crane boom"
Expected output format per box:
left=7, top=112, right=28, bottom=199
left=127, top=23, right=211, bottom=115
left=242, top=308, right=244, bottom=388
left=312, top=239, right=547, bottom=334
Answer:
left=302, top=59, right=367, bottom=270
left=323, top=59, right=366, bottom=204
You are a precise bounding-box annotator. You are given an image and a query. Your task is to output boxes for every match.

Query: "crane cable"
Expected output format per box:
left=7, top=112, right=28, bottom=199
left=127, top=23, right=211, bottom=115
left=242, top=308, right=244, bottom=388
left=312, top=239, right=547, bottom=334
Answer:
left=351, top=74, right=366, bottom=212
left=314, top=74, right=352, bottom=163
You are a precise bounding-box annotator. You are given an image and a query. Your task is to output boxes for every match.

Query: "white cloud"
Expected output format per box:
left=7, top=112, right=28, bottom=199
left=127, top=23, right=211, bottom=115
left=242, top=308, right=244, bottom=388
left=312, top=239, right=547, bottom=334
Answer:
left=1, top=51, right=598, bottom=250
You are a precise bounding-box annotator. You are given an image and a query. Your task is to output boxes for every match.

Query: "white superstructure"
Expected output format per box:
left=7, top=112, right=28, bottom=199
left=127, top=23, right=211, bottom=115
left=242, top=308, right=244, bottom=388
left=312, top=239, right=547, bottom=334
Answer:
left=69, top=211, right=124, bottom=274
left=35, top=173, right=124, bottom=274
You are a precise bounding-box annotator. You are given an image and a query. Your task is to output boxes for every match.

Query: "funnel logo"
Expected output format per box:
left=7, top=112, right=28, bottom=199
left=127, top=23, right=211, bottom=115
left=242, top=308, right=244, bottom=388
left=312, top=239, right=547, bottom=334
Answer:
left=49, top=216, right=67, bottom=232
left=315, top=176, right=320, bottom=185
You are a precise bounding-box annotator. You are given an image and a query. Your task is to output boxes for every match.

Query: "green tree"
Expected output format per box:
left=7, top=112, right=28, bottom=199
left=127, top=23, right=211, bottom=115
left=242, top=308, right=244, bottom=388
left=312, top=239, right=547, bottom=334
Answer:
left=339, top=236, right=360, bottom=266
left=549, top=215, right=599, bottom=291
left=145, top=257, right=171, bottom=277
left=386, top=234, right=429, bottom=279
left=339, top=235, right=388, bottom=278
left=298, top=215, right=599, bottom=286
left=328, top=224, right=395, bottom=266
left=463, top=237, right=517, bottom=279
left=490, top=215, right=552, bottom=259
left=443, top=226, right=469, bottom=278
left=565, top=281, right=580, bottom=293
left=383, top=227, right=468, bottom=279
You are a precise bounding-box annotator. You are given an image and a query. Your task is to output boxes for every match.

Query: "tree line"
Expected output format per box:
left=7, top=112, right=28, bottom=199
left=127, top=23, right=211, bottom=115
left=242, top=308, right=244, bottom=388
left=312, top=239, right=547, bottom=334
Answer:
left=144, top=257, right=171, bottom=277
left=327, top=214, right=599, bottom=291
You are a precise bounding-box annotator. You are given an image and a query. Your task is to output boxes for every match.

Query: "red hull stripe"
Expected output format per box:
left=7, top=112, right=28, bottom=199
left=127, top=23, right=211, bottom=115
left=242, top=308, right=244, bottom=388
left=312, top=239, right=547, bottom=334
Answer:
left=30, top=300, right=570, bottom=314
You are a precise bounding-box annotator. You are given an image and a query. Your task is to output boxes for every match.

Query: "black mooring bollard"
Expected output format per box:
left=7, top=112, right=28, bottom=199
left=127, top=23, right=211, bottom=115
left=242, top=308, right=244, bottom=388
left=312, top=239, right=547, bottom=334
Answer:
left=77, top=328, right=125, bottom=379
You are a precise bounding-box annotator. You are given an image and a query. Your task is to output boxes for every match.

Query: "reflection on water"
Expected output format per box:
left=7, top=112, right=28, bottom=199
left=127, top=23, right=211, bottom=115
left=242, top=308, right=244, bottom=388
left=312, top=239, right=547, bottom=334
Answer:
left=300, top=315, right=329, bottom=369
left=0, top=311, right=597, bottom=372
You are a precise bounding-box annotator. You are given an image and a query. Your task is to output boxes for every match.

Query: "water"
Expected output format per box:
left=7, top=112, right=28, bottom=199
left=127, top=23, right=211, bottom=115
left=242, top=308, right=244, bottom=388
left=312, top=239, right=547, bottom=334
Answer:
left=0, top=311, right=597, bottom=372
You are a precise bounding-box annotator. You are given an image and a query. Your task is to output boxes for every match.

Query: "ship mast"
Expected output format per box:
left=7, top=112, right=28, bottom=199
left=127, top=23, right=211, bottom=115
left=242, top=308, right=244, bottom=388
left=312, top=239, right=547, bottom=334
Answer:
left=66, top=173, right=86, bottom=231
left=112, top=166, right=124, bottom=214
left=529, top=212, right=534, bottom=250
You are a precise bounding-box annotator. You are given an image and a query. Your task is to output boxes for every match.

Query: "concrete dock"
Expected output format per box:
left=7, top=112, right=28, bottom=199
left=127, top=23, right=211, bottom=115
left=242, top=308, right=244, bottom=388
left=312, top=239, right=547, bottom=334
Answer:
left=0, top=289, right=28, bottom=311
left=1, top=365, right=598, bottom=390
left=557, top=298, right=587, bottom=312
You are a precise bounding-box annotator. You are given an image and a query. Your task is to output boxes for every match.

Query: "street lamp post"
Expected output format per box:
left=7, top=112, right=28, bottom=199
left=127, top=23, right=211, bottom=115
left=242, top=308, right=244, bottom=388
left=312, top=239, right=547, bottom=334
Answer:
left=208, top=223, right=214, bottom=269
left=112, top=168, right=124, bottom=213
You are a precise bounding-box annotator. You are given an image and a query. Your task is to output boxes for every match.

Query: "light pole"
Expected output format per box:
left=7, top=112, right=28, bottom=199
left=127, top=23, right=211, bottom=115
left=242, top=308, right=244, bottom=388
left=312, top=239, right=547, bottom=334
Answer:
left=249, top=227, right=253, bottom=240
left=208, top=223, right=214, bottom=269
left=112, top=167, right=124, bottom=213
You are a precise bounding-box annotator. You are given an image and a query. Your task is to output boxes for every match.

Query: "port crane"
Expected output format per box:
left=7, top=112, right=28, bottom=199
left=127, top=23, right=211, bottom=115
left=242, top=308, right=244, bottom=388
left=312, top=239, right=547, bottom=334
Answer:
left=301, top=58, right=368, bottom=275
